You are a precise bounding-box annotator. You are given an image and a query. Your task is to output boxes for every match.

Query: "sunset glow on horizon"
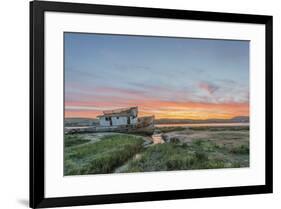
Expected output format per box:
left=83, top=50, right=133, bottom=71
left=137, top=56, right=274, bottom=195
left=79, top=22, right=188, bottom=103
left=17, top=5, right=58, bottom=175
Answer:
left=64, top=33, right=249, bottom=120
left=65, top=101, right=249, bottom=120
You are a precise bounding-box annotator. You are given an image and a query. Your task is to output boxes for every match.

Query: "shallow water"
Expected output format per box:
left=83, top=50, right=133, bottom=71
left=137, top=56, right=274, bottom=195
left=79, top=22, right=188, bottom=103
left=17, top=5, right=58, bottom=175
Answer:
left=155, top=123, right=249, bottom=127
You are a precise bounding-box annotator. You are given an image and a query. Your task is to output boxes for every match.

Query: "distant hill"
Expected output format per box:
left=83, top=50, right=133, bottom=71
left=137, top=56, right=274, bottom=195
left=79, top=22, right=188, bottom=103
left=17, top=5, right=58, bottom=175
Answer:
left=230, top=116, right=249, bottom=123
left=64, top=118, right=98, bottom=127
left=155, top=116, right=249, bottom=124
left=65, top=116, right=249, bottom=127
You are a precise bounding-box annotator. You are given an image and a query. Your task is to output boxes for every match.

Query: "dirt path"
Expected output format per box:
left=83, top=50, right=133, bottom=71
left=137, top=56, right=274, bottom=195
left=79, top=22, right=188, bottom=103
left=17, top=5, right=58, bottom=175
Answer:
left=114, top=153, right=142, bottom=173
left=114, top=133, right=164, bottom=173
left=78, top=132, right=166, bottom=173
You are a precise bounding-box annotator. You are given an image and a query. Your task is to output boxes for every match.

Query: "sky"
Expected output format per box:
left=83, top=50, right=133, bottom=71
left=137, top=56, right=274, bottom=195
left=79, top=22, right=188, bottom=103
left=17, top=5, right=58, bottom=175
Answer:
left=64, top=32, right=249, bottom=119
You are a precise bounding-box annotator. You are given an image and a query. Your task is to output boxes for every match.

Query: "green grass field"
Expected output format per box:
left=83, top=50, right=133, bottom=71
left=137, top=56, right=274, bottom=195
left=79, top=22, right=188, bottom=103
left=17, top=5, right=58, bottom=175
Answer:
left=120, top=139, right=249, bottom=173
left=65, top=134, right=91, bottom=147
left=64, top=126, right=249, bottom=175
left=64, top=134, right=144, bottom=175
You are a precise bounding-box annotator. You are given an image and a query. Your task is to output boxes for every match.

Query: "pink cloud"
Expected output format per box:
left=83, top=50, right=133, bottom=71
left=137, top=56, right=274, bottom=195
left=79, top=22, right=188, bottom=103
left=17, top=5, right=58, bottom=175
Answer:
left=198, top=81, right=219, bottom=94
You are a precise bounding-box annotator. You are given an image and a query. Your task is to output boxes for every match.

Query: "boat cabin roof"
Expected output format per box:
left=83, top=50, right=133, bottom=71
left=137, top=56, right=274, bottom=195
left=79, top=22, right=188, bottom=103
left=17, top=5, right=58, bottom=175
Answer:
left=97, top=107, right=137, bottom=118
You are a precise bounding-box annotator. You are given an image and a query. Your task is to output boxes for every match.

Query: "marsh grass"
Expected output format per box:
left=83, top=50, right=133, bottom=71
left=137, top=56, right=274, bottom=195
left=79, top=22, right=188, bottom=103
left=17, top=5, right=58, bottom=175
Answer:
left=65, top=134, right=90, bottom=147
left=229, top=144, right=249, bottom=154
left=64, top=126, right=249, bottom=175
left=64, top=134, right=144, bottom=175
left=189, top=126, right=249, bottom=132
left=156, top=126, right=186, bottom=133
left=122, top=137, right=249, bottom=173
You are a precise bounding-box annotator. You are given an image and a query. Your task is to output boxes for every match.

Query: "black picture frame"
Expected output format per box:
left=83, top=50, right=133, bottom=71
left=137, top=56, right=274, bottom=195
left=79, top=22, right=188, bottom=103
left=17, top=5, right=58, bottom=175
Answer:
left=30, top=1, right=273, bottom=208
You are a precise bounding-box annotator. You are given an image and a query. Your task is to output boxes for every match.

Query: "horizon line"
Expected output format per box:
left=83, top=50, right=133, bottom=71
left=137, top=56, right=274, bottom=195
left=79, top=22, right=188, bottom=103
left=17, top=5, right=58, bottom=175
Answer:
left=64, top=115, right=249, bottom=120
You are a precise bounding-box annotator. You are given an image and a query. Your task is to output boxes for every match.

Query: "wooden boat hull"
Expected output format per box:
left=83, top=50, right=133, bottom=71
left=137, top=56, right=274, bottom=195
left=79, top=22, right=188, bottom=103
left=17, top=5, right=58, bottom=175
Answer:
left=65, top=116, right=155, bottom=135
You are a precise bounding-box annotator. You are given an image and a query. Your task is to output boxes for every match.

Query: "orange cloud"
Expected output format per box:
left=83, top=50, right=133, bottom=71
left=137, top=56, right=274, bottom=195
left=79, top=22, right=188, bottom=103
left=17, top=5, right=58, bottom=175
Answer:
left=65, top=110, right=100, bottom=118
left=65, top=100, right=249, bottom=120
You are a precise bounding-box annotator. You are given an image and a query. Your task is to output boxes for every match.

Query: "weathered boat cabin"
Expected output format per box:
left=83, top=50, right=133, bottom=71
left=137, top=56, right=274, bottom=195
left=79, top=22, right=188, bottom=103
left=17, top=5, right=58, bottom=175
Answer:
left=97, top=107, right=138, bottom=127
left=65, top=106, right=155, bottom=135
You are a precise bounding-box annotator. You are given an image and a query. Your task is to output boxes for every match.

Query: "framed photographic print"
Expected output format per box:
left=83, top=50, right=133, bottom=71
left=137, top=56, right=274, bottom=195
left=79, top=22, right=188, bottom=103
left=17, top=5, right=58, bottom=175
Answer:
left=30, top=0, right=273, bottom=208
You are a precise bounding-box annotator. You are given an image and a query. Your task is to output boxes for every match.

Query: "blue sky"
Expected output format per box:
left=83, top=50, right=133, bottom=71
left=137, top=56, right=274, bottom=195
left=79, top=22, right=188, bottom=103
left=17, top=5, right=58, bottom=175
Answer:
left=64, top=32, right=249, bottom=119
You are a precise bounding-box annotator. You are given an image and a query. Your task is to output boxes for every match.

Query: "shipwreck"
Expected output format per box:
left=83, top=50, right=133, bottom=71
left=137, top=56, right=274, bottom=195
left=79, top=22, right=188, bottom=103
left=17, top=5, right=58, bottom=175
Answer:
left=65, top=106, right=155, bottom=135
